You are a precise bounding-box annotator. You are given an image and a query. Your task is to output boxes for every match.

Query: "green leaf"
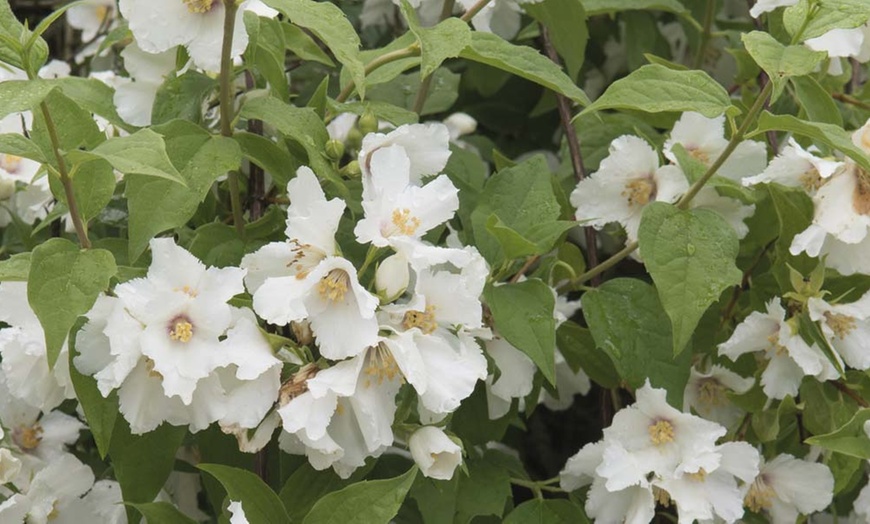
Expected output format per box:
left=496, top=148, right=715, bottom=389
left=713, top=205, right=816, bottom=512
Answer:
left=188, top=223, right=245, bottom=268
left=126, top=129, right=241, bottom=262
left=751, top=395, right=797, bottom=442
left=302, top=467, right=417, bottom=524
left=262, top=0, right=366, bottom=98
left=582, top=0, right=688, bottom=16
left=31, top=90, right=105, bottom=158
left=198, top=464, right=290, bottom=524
left=454, top=451, right=514, bottom=524
left=504, top=499, right=590, bottom=523
left=741, top=31, right=825, bottom=98
left=367, top=68, right=459, bottom=117
left=752, top=112, right=870, bottom=173
left=69, top=320, right=118, bottom=459
left=240, top=96, right=346, bottom=199
left=50, top=77, right=130, bottom=130
left=638, top=202, right=742, bottom=355
left=0, top=0, right=48, bottom=71
left=283, top=23, right=335, bottom=67
left=525, top=0, right=587, bottom=81
left=0, top=133, right=47, bottom=163
left=582, top=64, right=732, bottom=118
left=470, top=156, right=562, bottom=265
left=556, top=321, right=620, bottom=388
left=484, top=279, right=557, bottom=385
left=280, top=463, right=358, bottom=522
left=0, top=252, right=31, bottom=282
left=69, top=129, right=185, bottom=185
left=235, top=131, right=299, bottom=190
left=27, top=238, right=116, bottom=367
left=791, top=75, right=843, bottom=127
left=766, top=184, right=815, bottom=285
left=459, top=32, right=589, bottom=106
left=60, top=159, right=117, bottom=221
left=806, top=408, right=870, bottom=459
left=785, top=0, right=870, bottom=41
left=127, top=502, right=197, bottom=524
left=582, top=278, right=692, bottom=407
left=151, top=71, right=217, bottom=126
left=400, top=1, right=471, bottom=79
left=109, top=419, right=187, bottom=517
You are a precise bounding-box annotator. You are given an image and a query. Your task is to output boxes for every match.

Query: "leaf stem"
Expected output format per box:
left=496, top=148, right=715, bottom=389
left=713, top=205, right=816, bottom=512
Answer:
left=833, top=92, right=870, bottom=112
left=220, top=0, right=245, bottom=238
left=36, top=100, right=91, bottom=249
left=412, top=0, right=456, bottom=114
left=509, top=477, right=566, bottom=494
left=693, top=0, right=715, bottom=69
left=335, top=45, right=421, bottom=103
left=460, top=0, right=491, bottom=22
left=560, top=81, right=774, bottom=288
left=540, top=23, right=599, bottom=285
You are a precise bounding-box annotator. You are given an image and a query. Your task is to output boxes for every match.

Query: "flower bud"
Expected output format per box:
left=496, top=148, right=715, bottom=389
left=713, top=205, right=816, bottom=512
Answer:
left=375, top=254, right=409, bottom=303
left=409, top=426, right=462, bottom=480
left=325, top=139, right=345, bottom=162
left=0, top=178, right=14, bottom=201
left=358, top=109, right=379, bottom=136
left=340, top=160, right=362, bottom=178
left=443, top=112, right=477, bottom=140
left=0, top=448, right=21, bottom=484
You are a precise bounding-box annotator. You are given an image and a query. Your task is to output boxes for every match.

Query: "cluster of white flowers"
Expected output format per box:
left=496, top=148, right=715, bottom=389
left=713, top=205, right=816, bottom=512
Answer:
left=560, top=382, right=834, bottom=523
left=571, top=111, right=762, bottom=253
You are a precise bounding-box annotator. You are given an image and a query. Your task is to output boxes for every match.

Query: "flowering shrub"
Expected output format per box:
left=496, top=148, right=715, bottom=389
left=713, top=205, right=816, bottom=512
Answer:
left=1, top=0, right=870, bottom=521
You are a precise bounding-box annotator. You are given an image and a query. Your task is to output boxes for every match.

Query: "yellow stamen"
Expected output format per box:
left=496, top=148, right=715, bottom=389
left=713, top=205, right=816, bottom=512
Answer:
left=175, top=285, right=198, bottom=297
left=744, top=477, right=775, bottom=513
left=697, top=378, right=726, bottom=407
left=317, top=269, right=350, bottom=302
left=402, top=305, right=438, bottom=334
left=799, top=168, right=824, bottom=192
left=391, top=208, right=421, bottom=236
left=183, top=0, right=217, bottom=13
left=687, top=468, right=708, bottom=482
left=648, top=419, right=675, bottom=445
left=0, top=154, right=22, bottom=173
left=362, top=343, right=403, bottom=388
left=688, top=147, right=711, bottom=164
left=767, top=331, right=788, bottom=356
left=853, top=170, right=870, bottom=215
left=622, top=178, right=656, bottom=207
left=95, top=5, right=110, bottom=22
left=824, top=311, right=856, bottom=339
left=13, top=423, right=43, bottom=451
left=170, top=320, right=194, bottom=343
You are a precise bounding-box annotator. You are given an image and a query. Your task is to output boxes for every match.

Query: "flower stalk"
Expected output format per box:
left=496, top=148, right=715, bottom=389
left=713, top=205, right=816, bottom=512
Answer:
left=220, top=0, right=245, bottom=238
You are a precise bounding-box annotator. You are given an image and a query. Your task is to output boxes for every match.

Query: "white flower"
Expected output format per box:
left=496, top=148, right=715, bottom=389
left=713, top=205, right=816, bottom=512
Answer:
left=228, top=500, right=249, bottom=524
left=0, top=113, right=51, bottom=228
left=653, top=442, right=760, bottom=523
left=66, top=0, right=117, bottom=41
left=114, top=42, right=177, bottom=127
left=541, top=295, right=590, bottom=411
left=456, top=0, right=538, bottom=40
left=808, top=291, right=870, bottom=370
left=443, top=112, right=477, bottom=141
left=571, top=135, right=688, bottom=245
left=690, top=186, right=756, bottom=239
left=718, top=299, right=839, bottom=399
left=0, top=454, right=99, bottom=523
left=806, top=24, right=870, bottom=75
left=354, top=124, right=459, bottom=253
left=0, top=448, right=21, bottom=484
left=358, top=123, right=452, bottom=193
left=278, top=349, right=401, bottom=478
left=485, top=334, right=536, bottom=419
left=664, top=112, right=767, bottom=182
left=119, top=0, right=270, bottom=71
left=75, top=240, right=281, bottom=434
left=749, top=0, right=798, bottom=17
left=854, top=481, right=870, bottom=522
left=0, top=383, right=84, bottom=466
left=560, top=442, right=656, bottom=524
left=683, top=365, right=753, bottom=428
left=243, top=167, right=379, bottom=360
left=82, top=480, right=126, bottom=524
left=743, top=454, right=834, bottom=523
left=596, top=381, right=726, bottom=492
left=409, top=426, right=462, bottom=480
left=0, top=282, right=75, bottom=412
left=743, top=138, right=843, bottom=194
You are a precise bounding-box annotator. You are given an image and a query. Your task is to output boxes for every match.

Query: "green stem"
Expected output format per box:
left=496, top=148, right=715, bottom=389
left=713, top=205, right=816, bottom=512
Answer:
left=335, top=45, right=421, bottom=103
left=692, top=0, right=715, bottom=69
left=412, top=0, right=456, bottom=113
left=38, top=101, right=91, bottom=249
left=561, top=81, right=775, bottom=289
left=509, top=478, right=566, bottom=494
left=220, top=0, right=245, bottom=238
left=358, top=245, right=382, bottom=278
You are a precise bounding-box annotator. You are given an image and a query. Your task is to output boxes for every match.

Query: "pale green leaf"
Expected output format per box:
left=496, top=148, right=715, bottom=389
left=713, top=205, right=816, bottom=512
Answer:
left=27, top=238, right=116, bottom=367
left=198, top=464, right=290, bottom=524
left=525, top=0, right=588, bottom=80
left=303, top=467, right=417, bottom=524
left=400, top=0, right=471, bottom=79
left=69, top=129, right=184, bottom=184
left=504, top=499, right=589, bottom=523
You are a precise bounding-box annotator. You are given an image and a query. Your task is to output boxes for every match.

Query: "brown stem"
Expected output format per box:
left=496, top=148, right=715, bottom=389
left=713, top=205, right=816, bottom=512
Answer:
left=460, top=0, right=491, bottom=22
left=510, top=255, right=539, bottom=283
left=540, top=25, right=599, bottom=285
left=719, top=239, right=775, bottom=329
left=833, top=92, right=870, bottom=112
left=244, top=71, right=266, bottom=221
left=830, top=380, right=870, bottom=408
left=335, top=45, right=420, bottom=103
